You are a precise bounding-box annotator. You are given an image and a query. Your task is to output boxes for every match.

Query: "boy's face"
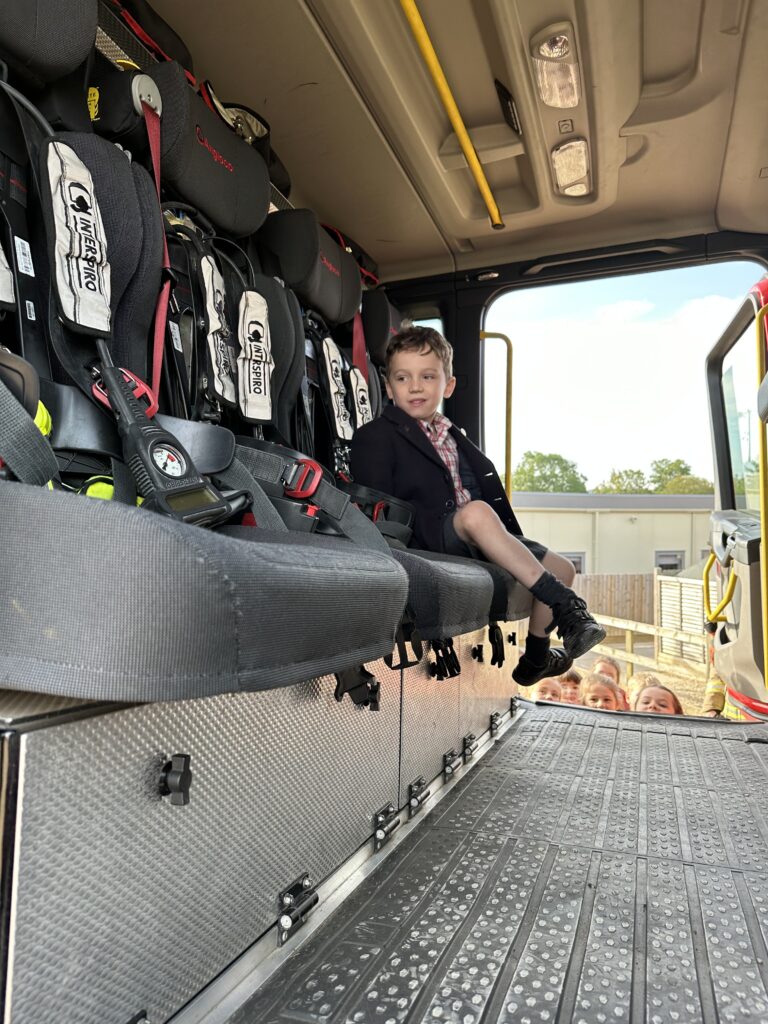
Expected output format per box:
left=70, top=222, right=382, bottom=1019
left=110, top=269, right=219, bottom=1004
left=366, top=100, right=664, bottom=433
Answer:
left=531, top=680, right=561, bottom=702
left=559, top=679, right=581, bottom=704
left=386, top=347, right=455, bottom=421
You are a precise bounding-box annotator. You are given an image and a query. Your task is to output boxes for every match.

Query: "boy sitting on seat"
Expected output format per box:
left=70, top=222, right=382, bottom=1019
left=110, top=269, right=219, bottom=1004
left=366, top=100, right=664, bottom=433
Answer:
left=350, top=324, right=605, bottom=685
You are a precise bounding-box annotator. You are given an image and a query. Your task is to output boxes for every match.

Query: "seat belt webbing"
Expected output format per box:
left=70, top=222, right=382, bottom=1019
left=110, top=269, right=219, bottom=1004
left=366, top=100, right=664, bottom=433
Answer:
left=352, top=311, right=369, bottom=385
left=141, top=101, right=171, bottom=402
left=0, top=376, right=59, bottom=485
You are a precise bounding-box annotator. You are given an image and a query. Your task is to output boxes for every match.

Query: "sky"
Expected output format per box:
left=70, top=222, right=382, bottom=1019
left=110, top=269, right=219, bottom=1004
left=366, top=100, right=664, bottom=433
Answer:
left=482, top=260, right=763, bottom=489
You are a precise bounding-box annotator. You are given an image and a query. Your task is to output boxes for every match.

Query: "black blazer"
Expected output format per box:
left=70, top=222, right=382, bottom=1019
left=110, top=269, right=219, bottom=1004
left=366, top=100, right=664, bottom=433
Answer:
left=350, top=405, right=522, bottom=553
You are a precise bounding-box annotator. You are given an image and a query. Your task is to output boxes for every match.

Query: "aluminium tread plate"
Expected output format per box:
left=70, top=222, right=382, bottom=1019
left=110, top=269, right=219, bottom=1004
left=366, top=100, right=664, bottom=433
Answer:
left=230, top=702, right=768, bottom=1024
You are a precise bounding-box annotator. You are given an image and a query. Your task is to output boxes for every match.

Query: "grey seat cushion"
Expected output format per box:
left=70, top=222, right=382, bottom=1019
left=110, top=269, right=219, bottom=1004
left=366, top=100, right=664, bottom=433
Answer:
left=410, top=550, right=533, bottom=623
left=0, top=483, right=408, bottom=702
left=390, top=550, right=493, bottom=639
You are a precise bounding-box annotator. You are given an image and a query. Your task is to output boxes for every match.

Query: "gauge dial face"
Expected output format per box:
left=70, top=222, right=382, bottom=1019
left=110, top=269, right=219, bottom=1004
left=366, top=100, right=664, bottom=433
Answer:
left=152, top=443, right=186, bottom=478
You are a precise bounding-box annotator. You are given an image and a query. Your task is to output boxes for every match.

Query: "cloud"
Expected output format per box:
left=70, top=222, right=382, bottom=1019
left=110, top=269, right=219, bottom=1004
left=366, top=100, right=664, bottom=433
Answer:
left=593, top=299, right=655, bottom=322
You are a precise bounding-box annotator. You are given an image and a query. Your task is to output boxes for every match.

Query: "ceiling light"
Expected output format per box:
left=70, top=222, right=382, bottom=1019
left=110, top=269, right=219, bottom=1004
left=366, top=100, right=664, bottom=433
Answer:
left=551, top=139, right=591, bottom=197
left=538, top=34, right=570, bottom=60
left=530, top=22, right=581, bottom=108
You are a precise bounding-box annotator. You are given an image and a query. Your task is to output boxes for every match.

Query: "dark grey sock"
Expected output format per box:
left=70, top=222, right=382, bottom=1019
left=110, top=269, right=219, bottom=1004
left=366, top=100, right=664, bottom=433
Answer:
left=529, top=570, right=574, bottom=608
left=524, top=632, right=550, bottom=666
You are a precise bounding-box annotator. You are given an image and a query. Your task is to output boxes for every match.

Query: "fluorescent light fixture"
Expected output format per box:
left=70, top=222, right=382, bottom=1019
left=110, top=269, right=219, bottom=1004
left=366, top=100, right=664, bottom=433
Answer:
left=531, top=22, right=581, bottom=108
left=551, top=138, right=591, bottom=196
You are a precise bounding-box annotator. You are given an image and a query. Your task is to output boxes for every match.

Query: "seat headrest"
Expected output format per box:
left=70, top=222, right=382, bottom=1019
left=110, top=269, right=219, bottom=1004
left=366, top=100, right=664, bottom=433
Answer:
left=258, top=209, right=362, bottom=325
left=362, top=289, right=402, bottom=367
left=151, top=62, right=270, bottom=237
left=0, top=0, right=97, bottom=87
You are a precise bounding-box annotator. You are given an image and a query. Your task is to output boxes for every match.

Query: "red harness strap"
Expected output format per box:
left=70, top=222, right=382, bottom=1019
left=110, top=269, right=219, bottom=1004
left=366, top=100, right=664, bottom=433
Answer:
left=141, top=101, right=171, bottom=401
left=352, top=311, right=369, bottom=385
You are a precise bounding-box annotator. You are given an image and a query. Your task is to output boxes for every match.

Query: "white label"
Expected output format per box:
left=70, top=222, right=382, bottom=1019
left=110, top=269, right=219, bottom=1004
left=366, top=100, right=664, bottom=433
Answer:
left=321, top=335, right=353, bottom=440
left=46, top=141, right=111, bottom=333
left=200, top=254, right=236, bottom=405
left=14, top=236, right=34, bottom=278
left=0, top=241, right=14, bottom=305
left=348, top=366, right=372, bottom=429
left=236, top=290, right=274, bottom=421
left=25, top=300, right=35, bottom=321
left=168, top=319, right=183, bottom=352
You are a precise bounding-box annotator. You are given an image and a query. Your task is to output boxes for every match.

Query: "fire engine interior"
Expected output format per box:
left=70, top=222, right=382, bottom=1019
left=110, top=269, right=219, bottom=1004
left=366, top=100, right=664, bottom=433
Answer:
left=3, top=1, right=768, bottom=1022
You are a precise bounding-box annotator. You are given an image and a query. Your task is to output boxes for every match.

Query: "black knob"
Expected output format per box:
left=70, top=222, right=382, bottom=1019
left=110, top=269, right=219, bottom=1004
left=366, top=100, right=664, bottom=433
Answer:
left=159, top=753, right=192, bottom=806
left=507, top=633, right=517, bottom=645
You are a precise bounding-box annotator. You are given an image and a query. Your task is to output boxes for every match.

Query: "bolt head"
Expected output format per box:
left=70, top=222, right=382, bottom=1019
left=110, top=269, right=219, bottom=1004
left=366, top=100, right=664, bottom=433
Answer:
left=302, top=876, right=312, bottom=889
left=279, top=914, right=293, bottom=931
left=282, top=894, right=294, bottom=907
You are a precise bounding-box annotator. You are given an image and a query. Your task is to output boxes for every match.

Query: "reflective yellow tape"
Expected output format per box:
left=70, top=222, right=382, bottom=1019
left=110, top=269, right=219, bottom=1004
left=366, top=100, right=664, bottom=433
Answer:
left=34, top=400, right=52, bottom=437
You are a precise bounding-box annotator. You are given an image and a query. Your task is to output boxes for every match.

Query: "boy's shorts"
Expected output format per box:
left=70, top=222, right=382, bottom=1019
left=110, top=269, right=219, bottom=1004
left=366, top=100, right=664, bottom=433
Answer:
left=442, top=510, right=548, bottom=563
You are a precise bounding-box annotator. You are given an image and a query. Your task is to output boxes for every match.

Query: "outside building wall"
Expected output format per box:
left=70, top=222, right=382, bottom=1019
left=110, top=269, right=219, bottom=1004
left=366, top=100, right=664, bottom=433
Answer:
left=512, top=495, right=713, bottom=574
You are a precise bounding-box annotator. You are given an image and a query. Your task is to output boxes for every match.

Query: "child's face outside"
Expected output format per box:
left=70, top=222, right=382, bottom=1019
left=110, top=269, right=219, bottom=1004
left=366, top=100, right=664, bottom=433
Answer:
left=386, top=347, right=455, bottom=422
left=583, top=684, right=620, bottom=711
left=593, top=660, right=619, bottom=684
left=559, top=679, right=581, bottom=704
left=634, top=686, right=678, bottom=715
left=531, top=680, right=561, bottom=702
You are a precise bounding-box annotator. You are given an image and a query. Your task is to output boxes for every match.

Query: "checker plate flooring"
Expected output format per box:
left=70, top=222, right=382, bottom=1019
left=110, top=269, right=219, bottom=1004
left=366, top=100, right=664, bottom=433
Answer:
left=231, top=702, right=768, bottom=1024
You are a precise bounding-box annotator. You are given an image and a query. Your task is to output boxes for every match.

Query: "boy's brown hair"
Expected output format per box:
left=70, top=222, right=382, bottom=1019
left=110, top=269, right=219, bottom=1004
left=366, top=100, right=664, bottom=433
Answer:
left=385, top=321, right=454, bottom=378
left=558, top=668, right=582, bottom=685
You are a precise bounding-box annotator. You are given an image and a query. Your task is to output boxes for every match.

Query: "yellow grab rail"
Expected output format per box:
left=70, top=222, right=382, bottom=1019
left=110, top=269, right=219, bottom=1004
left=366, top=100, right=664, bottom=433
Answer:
left=756, top=304, right=768, bottom=685
left=480, top=331, right=512, bottom=497
left=399, top=0, right=504, bottom=230
left=703, top=552, right=738, bottom=622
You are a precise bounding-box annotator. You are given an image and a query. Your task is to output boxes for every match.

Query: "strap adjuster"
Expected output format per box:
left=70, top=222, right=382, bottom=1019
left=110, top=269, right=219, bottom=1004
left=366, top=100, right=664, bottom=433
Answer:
left=132, top=74, right=162, bottom=117
left=282, top=457, right=323, bottom=499
left=91, top=367, right=158, bottom=418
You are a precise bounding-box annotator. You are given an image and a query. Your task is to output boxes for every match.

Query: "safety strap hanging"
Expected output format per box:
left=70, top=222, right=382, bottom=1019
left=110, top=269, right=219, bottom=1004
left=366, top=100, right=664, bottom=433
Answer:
left=137, top=82, right=171, bottom=401
left=352, top=312, right=369, bottom=385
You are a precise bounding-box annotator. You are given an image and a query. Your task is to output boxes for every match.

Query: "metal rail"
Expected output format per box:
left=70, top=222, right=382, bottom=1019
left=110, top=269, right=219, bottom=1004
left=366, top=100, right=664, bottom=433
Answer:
left=480, top=330, right=513, bottom=496
left=399, top=0, right=504, bottom=229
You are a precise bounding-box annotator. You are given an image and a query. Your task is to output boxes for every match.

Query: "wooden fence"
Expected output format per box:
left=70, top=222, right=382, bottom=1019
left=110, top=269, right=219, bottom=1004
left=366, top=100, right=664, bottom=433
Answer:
left=573, top=573, right=655, bottom=624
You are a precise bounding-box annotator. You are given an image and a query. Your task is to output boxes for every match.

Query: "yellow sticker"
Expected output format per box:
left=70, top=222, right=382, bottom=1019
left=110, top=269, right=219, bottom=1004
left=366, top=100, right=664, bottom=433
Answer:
left=87, top=86, right=100, bottom=122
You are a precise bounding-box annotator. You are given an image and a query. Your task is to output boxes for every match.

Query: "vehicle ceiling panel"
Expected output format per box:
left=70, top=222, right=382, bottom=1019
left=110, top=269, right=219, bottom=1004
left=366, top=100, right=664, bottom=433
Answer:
left=152, top=0, right=768, bottom=282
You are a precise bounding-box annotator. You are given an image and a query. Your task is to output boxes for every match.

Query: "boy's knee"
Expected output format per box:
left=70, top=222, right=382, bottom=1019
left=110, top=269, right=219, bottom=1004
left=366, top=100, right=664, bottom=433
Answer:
left=454, top=500, right=496, bottom=537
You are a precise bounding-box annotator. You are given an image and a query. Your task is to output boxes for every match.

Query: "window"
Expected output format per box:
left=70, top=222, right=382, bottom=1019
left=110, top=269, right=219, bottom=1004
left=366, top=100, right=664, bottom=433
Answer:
left=483, top=261, right=761, bottom=499
left=655, top=550, right=685, bottom=572
left=722, top=320, right=760, bottom=512
left=560, top=551, right=586, bottom=574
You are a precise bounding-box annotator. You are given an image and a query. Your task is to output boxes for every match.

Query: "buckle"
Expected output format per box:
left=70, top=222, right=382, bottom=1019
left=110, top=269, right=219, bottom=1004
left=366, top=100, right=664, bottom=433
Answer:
left=282, top=457, right=323, bottom=500
left=91, top=367, right=158, bottom=418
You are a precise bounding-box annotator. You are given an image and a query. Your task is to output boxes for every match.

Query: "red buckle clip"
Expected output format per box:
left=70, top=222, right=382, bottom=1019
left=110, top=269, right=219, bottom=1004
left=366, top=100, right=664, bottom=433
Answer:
left=372, top=500, right=388, bottom=522
left=92, top=368, right=158, bottom=417
left=283, top=458, right=323, bottom=500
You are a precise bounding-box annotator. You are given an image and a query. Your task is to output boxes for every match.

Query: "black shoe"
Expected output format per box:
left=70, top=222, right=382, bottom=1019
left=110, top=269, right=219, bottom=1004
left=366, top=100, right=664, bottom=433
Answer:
left=512, top=647, right=573, bottom=686
left=552, top=595, right=606, bottom=659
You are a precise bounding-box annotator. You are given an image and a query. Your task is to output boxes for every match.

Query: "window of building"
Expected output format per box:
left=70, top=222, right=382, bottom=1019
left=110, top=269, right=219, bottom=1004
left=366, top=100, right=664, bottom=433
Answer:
left=655, top=550, right=685, bottom=572
left=559, top=552, right=586, bottom=574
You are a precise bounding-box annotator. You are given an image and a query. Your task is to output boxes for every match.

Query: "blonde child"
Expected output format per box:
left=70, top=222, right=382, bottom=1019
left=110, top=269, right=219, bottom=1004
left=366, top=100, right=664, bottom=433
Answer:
left=631, top=684, right=684, bottom=716
left=627, top=672, right=661, bottom=708
left=558, top=668, right=582, bottom=704
left=530, top=678, right=562, bottom=703
left=580, top=672, right=624, bottom=711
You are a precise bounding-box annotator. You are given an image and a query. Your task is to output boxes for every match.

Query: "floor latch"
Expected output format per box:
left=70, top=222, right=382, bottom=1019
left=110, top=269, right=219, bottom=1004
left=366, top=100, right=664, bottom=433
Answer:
left=277, top=873, right=318, bottom=946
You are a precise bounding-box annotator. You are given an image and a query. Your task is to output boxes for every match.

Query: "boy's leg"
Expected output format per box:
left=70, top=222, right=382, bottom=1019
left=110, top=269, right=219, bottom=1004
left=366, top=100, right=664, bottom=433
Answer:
left=452, top=501, right=604, bottom=682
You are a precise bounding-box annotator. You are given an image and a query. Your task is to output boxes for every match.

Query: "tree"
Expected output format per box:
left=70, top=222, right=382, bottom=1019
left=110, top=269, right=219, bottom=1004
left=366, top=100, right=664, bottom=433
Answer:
left=649, top=458, right=692, bottom=492
left=660, top=474, right=714, bottom=494
left=512, top=451, right=587, bottom=492
left=593, top=468, right=651, bottom=494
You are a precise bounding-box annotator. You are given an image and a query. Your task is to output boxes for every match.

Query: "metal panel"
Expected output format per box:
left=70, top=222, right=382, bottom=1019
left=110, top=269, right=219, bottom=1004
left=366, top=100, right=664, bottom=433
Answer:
left=399, top=645, right=461, bottom=806
left=236, top=705, right=768, bottom=1024
left=6, top=664, right=401, bottom=1024
left=457, top=628, right=514, bottom=740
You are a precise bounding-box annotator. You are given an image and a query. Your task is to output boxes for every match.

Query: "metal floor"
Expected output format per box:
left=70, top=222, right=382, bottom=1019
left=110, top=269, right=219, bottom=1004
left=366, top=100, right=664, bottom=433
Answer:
left=231, top=702, right=768, bottom=1024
